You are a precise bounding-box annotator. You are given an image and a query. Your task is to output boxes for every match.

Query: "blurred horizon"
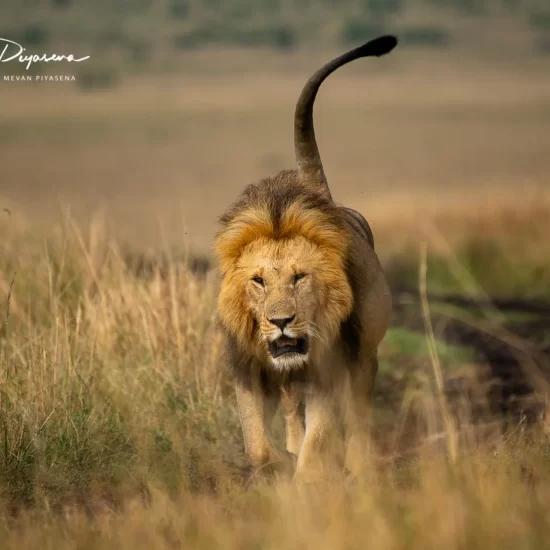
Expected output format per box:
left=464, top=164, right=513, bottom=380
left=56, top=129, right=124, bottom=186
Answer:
left=1, top=0, right=550, bottom=69
left=1, top=0, right=549, bottom=254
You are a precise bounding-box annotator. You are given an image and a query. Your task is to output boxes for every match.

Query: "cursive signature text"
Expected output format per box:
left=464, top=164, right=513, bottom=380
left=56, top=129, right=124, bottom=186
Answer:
left=0, top=38, right=90, bottom=71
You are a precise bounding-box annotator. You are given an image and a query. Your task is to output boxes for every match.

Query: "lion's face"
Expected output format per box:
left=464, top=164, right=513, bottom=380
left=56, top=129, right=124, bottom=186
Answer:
left=218, top=234, right=353, bottom=370
left=244, top=238, right=317, bottom=369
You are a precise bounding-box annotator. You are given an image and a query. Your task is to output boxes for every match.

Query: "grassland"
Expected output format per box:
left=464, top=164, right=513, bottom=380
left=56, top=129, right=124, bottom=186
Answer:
left=1, top=195, right=550, bottom=548
left=1, top=44, right=550, bottom=547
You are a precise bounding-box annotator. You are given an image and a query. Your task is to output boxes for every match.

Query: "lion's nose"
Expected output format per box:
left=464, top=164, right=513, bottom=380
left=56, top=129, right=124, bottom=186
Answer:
left=268, top=316, right=295, bottom=330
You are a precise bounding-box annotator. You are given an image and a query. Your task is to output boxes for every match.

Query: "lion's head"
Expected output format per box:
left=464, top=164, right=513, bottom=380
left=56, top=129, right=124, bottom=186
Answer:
left=215, top=171, right=354, bottom=370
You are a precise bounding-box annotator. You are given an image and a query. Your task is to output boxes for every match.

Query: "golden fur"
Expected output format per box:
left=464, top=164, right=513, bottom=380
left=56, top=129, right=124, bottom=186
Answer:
left=214, top=36, right=397, bottom=482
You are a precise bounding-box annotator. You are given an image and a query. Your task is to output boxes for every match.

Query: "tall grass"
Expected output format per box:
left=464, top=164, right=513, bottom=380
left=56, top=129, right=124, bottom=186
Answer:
left=0, top=212, right=242, bottom=510
left=0, top=206, right=549, bottom=548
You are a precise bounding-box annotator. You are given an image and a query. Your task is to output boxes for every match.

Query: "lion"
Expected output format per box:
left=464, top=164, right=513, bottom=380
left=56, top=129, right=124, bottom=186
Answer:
left=214, top=35, right=397, bottom=482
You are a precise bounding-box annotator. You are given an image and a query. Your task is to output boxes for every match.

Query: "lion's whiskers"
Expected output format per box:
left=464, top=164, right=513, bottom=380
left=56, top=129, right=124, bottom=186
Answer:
left=306, top=322, right=328, bottom=345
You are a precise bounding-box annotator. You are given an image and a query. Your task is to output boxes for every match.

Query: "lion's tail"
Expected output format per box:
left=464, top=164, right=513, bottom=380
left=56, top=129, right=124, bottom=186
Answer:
left=294, top=35, right=398, bottom=198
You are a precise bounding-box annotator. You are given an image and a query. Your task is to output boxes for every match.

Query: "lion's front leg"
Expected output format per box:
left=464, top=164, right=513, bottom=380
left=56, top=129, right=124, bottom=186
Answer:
left=280, top=381, right=305, bottom=457
left=344, top=355, right=378, bottom=479
left=294, top=387, right=344, bottom=484
left=235, top=368, right=294, bottom=476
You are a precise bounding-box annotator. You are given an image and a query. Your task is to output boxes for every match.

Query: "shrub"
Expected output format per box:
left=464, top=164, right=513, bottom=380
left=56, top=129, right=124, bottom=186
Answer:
left=128, top=0, right=153, bottom=11
left=52, top=0, right=72, bottom=8
left=529, top=11, right=550, bottom=31
left=173, top=22, right=297, bottom=51
left=77, top=67, right=119, bottom=91
left=401, top=25, right=451, bottom=48
left=363, top=0, right=404, bottom=16
left=536, top=35, right=550, bottom=55
left=172, top=26, right=222, bottom=50
left=202, top=0, right=222, bottom=9
left=454, top=0, right=488, bottom=15
left=168, top=0, right=190, bottom=20
left=264, top=0, right=283, bottom=14
left=501, top=0, right=522, bottom=10
left=233, top=24, right=297, bottom=50
left=21, top=24, right=49, bottom=46
left=100, top=25, right=126, bottom=46
left=228, top=0, right=258, bottom=20
left=340, top=19, right=386, bottom=45
left=126, top=38, right=153, bottom=65
left=269, top=25, right=298, bottom=50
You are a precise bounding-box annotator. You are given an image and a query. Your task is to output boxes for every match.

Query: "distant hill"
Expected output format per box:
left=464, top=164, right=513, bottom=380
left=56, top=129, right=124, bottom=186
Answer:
left=1, top=0, right=548, bottom=86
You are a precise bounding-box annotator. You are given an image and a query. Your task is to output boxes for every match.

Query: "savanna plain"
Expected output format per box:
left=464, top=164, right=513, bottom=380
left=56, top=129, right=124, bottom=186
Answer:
left=1, top=45, right=550, bottom=549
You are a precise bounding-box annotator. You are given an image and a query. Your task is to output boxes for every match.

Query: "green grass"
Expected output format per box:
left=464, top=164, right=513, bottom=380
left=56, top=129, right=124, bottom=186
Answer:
left=380, top=327, right=475, bottom=372
left=386, top=237, right=550, bottom=300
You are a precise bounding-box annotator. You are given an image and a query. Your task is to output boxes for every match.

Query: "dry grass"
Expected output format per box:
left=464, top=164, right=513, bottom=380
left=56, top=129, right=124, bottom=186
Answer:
left=1, top=199, right=550, bottom=548
left=0, top=212, right=239, bottom=506
left=2, top=448, right=550, bottom=550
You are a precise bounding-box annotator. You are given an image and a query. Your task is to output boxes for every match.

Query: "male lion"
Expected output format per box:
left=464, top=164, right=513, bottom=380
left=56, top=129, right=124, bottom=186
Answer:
left=215, top=35, right=397, bottom=482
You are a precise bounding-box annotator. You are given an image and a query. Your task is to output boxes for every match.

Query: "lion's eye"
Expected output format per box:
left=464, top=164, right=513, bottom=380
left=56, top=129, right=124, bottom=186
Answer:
left=252, top=276, right=264, bottom=286
left=293, top=273, right=306, bottom=284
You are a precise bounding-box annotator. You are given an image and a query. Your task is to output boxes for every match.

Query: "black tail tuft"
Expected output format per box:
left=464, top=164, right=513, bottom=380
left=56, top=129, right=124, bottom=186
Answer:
left=359, top=35, right=398, bottom=58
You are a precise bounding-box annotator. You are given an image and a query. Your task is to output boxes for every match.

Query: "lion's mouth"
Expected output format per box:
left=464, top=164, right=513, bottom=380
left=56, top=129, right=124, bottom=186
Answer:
left=268, top=335, right=309, bottom=358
